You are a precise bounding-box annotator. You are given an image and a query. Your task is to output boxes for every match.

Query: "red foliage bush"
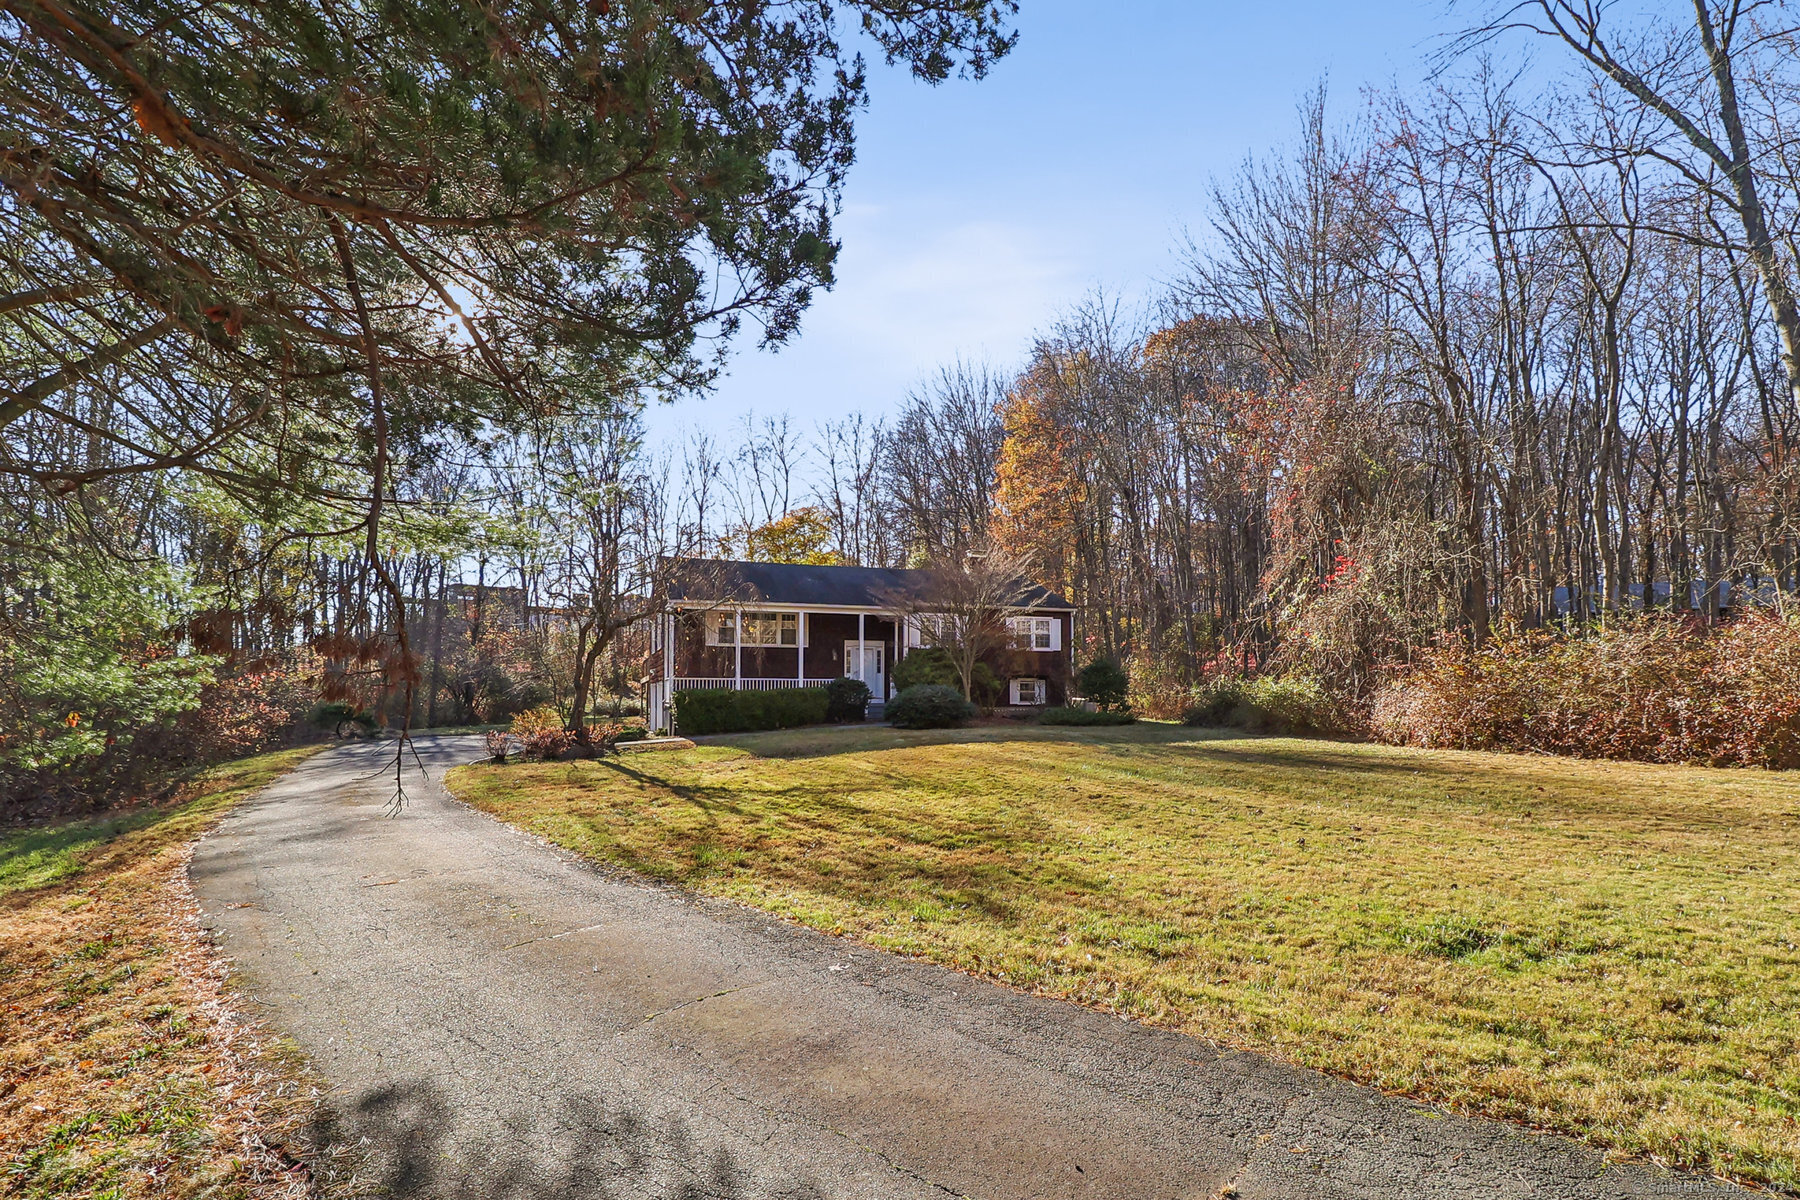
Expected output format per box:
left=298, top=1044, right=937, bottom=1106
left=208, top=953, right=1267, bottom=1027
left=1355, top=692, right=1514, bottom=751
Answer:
left=496, top=710, right=639, bottom=760
left=1372, top=612, right=1800, bottom=767
left=509, top=706, right=574, bottom=759
left=146, top=659, right=315, bottom=764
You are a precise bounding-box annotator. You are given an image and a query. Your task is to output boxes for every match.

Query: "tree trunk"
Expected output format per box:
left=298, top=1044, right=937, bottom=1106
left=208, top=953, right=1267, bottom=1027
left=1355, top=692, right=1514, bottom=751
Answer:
left=425, top=560, right=447, bottom=727
left=1694, top=1, right=1800, bottom=419
left=569, top=623, right=595, bottom=740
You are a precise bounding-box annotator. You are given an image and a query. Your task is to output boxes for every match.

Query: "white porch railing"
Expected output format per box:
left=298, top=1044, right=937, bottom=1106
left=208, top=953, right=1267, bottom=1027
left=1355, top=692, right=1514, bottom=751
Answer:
left=669, top=677, right=841, bottom=691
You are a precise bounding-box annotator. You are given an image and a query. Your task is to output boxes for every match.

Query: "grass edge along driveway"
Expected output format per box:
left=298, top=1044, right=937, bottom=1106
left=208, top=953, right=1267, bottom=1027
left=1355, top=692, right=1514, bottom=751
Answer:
left=1, top=745, right=325, bottom=1199
left=448, top=724, right=1800, bottom=1192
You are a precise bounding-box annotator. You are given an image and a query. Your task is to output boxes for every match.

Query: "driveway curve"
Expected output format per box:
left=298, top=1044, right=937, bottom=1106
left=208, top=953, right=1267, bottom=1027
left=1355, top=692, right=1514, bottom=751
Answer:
left=191, top=735, right=1739, bottom=1199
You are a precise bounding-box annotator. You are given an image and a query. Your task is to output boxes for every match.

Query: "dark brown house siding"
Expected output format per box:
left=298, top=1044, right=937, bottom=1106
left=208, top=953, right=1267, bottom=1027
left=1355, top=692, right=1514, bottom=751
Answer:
left=988, top=609, right=1075, bottom=705
left=803, top=614, right=897, bottom=687
left=669, top=611, right=899, bottom=693
left=664, top=608, right=1070, bottom=705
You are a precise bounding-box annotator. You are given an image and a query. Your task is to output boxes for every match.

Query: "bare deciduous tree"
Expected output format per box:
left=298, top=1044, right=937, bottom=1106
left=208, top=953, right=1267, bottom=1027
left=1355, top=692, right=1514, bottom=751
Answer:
left=887, top=543, right=1035, bottom=701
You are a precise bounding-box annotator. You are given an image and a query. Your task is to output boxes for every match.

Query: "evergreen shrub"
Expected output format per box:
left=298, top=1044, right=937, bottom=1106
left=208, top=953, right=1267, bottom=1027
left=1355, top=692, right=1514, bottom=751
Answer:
left=886, top=685, right=976, bottom=729
left=823, top=677, right=871, bottom=722
left=1076, top=658, right=1129, bottom=710
left=1182, top=675, right=1343, bottom=734
left=893, top=646, right=958, bottom=690
left=892, top=647, right=1001, bottom=704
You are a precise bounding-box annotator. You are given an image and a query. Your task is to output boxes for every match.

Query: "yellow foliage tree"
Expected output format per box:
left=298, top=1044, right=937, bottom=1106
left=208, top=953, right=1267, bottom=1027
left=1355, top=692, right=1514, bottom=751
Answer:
left=741, top=506, right=843, bottom=565
left=990, top=377, right=1082, bottom=599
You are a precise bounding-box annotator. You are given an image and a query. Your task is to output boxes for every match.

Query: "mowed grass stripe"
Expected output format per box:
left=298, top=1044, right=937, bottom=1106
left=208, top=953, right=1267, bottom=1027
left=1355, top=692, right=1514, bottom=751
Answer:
left=448, top=725, right=1800, bottom=1189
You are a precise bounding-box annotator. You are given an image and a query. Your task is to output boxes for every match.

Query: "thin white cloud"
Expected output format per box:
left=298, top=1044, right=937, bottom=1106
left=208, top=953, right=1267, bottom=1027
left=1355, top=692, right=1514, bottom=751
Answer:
left=808, top=206, right=1082, bottom=376
left=650, top=207, right=1091, bottom=443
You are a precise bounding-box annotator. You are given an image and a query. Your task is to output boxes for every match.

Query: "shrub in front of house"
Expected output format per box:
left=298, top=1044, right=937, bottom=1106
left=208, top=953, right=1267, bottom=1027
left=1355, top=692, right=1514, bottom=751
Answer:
left=892, top=647, right=1001, bottom=705
left=589, top=696, right=645, bottom=719
left=885, top=684, right=976, bottom=729
left=893, top=646, right=958, bottom=690
left=1076, top=658, right=1129, bottom=711
left=1037, top=706, right=1136, bottom=726
left=823, top=677, right=871, bottom=722
left=674, top=687, right=830, bottom=735
left=968, top=662, right=1004, bottom=707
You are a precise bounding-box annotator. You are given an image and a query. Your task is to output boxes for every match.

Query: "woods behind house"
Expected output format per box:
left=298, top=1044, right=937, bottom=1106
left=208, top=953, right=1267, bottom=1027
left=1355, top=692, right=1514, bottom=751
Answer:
left=12, top=2, right=1800, bottom=790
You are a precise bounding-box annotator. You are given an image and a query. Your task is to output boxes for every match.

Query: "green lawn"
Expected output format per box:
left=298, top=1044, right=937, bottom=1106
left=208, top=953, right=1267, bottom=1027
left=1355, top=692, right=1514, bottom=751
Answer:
left=447, top=724, right=1800, bottom=1189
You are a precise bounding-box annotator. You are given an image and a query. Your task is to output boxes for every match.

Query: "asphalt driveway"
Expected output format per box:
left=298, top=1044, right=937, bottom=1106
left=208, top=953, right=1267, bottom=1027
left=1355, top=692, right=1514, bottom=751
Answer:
left=190, top=735, right=1739, bottom=1199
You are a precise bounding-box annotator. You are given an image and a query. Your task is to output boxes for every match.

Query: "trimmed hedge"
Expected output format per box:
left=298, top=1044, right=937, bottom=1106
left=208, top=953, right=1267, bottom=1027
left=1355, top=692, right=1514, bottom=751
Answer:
left=1037, top=706, right=1136, bottom=726
left=886, top=684, right=976, bottom=729
left=673, top=687, right=829, bottom=735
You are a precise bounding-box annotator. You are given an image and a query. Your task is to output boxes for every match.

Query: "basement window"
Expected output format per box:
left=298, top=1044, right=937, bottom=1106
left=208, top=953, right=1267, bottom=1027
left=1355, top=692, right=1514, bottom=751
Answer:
left=1011, top=678, right=1047, bottom=706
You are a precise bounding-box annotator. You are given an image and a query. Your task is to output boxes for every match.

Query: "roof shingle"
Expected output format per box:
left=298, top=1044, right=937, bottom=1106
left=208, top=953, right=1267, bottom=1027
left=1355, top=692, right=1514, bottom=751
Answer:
left=665, top=558, right=1073, bottom=610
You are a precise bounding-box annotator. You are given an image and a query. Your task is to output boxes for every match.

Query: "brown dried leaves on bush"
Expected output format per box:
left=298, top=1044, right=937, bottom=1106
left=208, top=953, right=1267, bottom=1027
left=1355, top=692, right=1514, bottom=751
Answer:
left=1374, top=612, right=1800, bottom=767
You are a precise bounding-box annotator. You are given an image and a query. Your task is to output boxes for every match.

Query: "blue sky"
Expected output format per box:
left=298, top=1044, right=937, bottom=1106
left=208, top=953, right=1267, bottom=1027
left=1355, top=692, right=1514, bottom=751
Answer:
left=647, top=1, right=1457, bottom=448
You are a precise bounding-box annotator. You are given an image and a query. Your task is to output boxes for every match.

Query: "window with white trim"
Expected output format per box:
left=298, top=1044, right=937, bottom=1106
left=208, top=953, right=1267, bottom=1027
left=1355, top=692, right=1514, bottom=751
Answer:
left=1008, top=616, right=1058, bottom=651
left=908, top=613, right=962, bottom=647
left=1010, top=678, right=1047, bottom=705
left=705, top=611, right=798, bottom=646
left=741, top=611, right=799, bottom=646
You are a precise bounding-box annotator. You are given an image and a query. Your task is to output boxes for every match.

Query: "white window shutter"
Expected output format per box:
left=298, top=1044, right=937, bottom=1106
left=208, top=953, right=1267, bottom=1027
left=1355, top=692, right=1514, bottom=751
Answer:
left=1048, top=617, right=1061, bottom=651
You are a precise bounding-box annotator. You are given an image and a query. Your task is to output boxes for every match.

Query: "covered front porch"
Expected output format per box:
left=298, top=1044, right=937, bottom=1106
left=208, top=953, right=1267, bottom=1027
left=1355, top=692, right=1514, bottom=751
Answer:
left=647, top=605, right=900, bottom=732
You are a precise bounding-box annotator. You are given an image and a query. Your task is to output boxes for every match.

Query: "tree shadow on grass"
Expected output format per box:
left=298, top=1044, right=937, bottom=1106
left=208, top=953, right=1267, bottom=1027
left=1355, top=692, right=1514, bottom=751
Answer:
left=703, top=722, right=1180, bottom=762
left=693, top=721, right=1689, bottom=795
left=598, top=758, right=743, bottom=815
left=308, top=1080, right=827, bottom=1200
left=690, top=724, right=1456, bottom=795
left=581, top=759, right=1081, bottom=924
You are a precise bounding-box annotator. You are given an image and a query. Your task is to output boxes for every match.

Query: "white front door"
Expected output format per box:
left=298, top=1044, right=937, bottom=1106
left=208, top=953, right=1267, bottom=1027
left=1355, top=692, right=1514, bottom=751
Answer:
left=845, top=641, right=884, bottom=697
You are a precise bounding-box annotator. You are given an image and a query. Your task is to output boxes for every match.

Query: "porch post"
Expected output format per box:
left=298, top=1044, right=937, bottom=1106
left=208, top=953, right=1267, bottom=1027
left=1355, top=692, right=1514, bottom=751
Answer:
left=797, top=611, right=806, bottom=685
left=733, top=606, right=742, bottom=688
left=661, top=610, right=676, bottom=733
left=857, top=612, right=866, bottom=686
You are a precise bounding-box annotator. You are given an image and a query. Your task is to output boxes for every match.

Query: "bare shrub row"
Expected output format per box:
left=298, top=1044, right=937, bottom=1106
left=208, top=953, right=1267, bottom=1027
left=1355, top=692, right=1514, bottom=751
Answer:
left=1370, top=613, right=1800, bottom=768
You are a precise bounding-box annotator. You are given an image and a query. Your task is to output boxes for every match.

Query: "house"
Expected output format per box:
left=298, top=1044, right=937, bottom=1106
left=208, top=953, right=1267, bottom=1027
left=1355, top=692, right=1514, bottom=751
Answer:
left=645, top=558, right=1075, bottom=732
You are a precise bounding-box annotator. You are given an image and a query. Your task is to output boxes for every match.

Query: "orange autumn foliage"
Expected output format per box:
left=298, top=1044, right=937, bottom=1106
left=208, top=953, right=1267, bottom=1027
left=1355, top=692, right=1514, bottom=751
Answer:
left=990, top=378, right=1082, bottom=598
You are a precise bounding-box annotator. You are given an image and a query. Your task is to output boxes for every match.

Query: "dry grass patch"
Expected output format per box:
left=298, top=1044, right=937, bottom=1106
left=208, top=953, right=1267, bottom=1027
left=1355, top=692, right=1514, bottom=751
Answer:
left=1, top=746, right=325, bottom=1199
left=449, top=724, right=1800, bottom=1191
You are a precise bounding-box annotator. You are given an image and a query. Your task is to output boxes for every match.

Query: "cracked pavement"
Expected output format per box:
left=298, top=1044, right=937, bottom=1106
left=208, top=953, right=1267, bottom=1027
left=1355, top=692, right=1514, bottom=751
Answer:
left=191, top=736, right=1745, bottom=1199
